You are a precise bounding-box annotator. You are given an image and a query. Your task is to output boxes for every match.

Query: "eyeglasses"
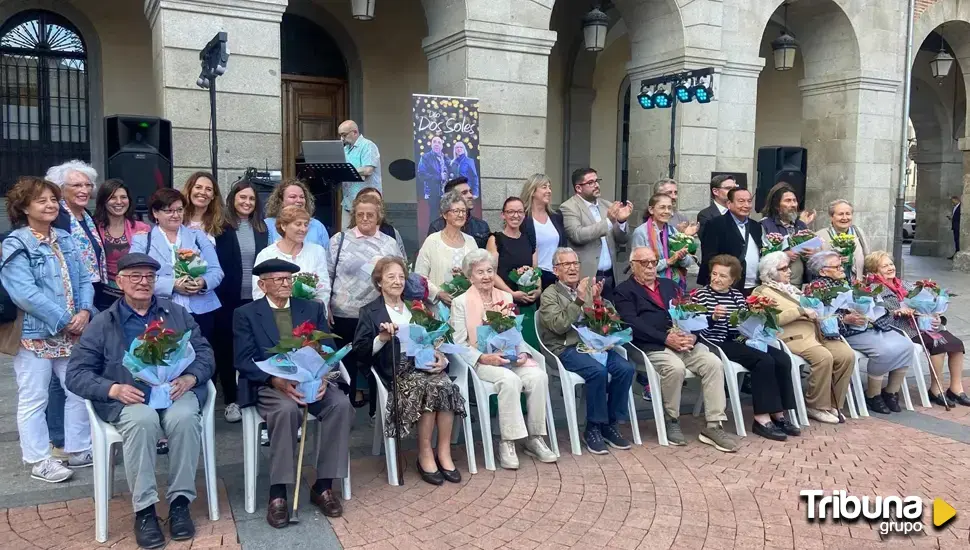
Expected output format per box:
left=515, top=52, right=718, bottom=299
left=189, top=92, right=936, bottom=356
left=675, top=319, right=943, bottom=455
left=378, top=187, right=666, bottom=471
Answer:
left=66, top=183, right=94, bottom=190
left=580, top=178, right=603, bottom=187
left=555, top=261, right=580, bottom=269
left=824, top=264, right=842, bottom=271
left=159, top=207, right=184, bottom=216
left=631, top=259, right=659, bottom=267
left=447, top=208, right=468, bottom=217
left=503, top=210, right=525, bottom=216
left=261, top=276, right=294, bottom=286
left=355, top=211, right=378, bottom=220
left=119, top=273, right=156, bottom=284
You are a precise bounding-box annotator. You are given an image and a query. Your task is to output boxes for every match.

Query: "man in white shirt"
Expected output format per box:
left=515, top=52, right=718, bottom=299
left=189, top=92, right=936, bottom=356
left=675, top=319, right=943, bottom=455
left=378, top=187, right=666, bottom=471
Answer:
left=560, top=168, right=633, bottom=300
left=696, top=174, right=738, bottom=237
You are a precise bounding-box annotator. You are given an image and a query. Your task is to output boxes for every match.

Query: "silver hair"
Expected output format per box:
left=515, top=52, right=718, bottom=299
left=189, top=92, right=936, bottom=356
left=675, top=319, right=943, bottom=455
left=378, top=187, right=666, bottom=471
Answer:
left=552, top=247, right=577, bottom=266
left=827, top=199, right=853, bottom=217
left=631, top=245, right=657, bottom=258
left=806, top=250, right=841, bottom=276
left=758, top=251, right=790, bottom=283
left=461, top=248, right=496, bottom=277
left=45, top=160, right=98, bottom=188
left=653, top=178, right=677, bottom=194
left=439, top=189, right=465, bottom=217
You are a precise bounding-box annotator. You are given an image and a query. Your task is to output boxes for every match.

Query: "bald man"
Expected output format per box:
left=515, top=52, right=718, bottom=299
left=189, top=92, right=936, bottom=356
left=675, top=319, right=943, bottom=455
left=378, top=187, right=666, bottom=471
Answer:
left=339, top=120, right=382, bottom=228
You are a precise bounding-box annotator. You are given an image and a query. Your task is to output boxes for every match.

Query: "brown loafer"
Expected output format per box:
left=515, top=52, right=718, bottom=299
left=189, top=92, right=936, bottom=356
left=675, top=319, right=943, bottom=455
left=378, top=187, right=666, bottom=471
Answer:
left=266, top=497, right=289, bottom=528
left=310, top=488, right=343, bottom=518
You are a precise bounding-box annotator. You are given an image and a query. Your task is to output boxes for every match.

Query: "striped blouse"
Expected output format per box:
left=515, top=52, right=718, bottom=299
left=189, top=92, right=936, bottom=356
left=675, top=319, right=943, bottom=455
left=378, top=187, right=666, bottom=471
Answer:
left=691, top=286, right=746, bottom=344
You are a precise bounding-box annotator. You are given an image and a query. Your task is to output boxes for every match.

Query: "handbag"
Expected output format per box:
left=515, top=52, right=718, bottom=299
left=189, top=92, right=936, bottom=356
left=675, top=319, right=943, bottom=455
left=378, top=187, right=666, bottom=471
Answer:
left=0, top=236, right=30, bottom=324
left=0, top=309, right=24, bottom=356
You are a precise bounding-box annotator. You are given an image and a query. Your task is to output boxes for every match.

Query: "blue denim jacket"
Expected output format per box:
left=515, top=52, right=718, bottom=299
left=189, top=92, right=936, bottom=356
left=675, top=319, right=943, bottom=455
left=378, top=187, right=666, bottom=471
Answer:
left=1, top=227, right=96, bottom=339
left=130, top=226, right=225, bottom=315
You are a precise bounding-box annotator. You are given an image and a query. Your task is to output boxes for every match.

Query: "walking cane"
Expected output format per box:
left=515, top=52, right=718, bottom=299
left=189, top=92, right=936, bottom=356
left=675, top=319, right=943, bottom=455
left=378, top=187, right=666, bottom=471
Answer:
left=290, top=405, right=310, bottom=523
left=390, top=331, right=403, bottom=485
left=911, top=316, right=950, bottom=411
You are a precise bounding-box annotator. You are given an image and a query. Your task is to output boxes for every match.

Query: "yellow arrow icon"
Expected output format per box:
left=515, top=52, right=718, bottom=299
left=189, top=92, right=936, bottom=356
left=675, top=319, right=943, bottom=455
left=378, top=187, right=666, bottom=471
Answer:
left=934, top=498, right=956, bottom=527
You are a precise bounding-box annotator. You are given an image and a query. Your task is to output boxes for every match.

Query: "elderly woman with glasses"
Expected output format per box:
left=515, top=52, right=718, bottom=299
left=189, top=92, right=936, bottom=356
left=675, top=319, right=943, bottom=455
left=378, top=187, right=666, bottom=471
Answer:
left=450, top=249, right=556, bottom=469
left=815, top=200, right=871, bottom=281
left=805, top=250, right=913, bottom=414
left=632, top=193, right=698, bottom=293
left=415, top=189, right=480, bottom=306
left=753, top=251, right=855, bottom=424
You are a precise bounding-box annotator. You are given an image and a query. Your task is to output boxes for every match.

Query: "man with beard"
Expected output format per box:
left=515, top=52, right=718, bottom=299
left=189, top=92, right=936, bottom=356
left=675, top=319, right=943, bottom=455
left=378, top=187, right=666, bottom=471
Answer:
left=427, top=176, right=491, bottom=248
left=760, top=182, right=816, bottom=286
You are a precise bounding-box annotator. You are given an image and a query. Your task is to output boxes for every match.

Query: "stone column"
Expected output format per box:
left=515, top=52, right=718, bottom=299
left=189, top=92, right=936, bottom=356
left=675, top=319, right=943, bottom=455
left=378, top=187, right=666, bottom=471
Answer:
left=909, top=154, right=946, bottom=256
left=422, top=16, right=556, bottom=227
left=716, top=60, right=762, bottom=187
left=952, top=147, right=970, bottom=272
left=144, top=0, right=286, bottom=190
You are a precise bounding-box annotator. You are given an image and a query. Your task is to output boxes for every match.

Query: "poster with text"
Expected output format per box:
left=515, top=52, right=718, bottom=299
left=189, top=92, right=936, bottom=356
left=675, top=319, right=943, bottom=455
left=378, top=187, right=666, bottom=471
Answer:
left=413, top=94, right=482, bottom=243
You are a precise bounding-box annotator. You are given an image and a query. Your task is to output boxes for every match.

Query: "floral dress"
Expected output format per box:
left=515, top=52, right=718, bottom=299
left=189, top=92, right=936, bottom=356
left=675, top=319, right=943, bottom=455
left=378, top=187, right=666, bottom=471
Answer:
left=20, top=230, right=77, bottom=358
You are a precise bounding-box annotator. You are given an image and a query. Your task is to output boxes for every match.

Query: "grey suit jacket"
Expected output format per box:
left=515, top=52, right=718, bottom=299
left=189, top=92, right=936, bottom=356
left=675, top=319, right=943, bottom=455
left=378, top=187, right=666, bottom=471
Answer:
left=559, top=194, right=630, bottom=281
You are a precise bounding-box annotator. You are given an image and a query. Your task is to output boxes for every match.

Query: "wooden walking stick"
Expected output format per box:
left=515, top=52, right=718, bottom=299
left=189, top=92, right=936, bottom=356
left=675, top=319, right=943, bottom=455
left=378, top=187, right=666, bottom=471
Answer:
left=390, top=331, right=403, bottom=485
left=911, top=316, right=950, bottom=411
left=290, top=405, right=310, bottom=523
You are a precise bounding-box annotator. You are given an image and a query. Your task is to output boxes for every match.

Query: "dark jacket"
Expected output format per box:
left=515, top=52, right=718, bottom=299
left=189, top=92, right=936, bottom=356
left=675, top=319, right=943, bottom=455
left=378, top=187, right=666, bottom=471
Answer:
left=232, top=297, right=333, bottom=408
left=353, top=296, right=398, bottom=386
left=428, top=215, right=491, bottom=249
left=613, top=277, right=680, bottom=352
left=65, top=297, right=214, bottom=423
left=698, top=212, right=763, bottom=289
left=696, top=203, right=723, bottom=239
left=953, top=203, right=961, bottom=234
left=54, top=204, right=105, bottom=280
left=214, top=222, right=268, bottom=307
left=522, top=210, right=567, bottom=254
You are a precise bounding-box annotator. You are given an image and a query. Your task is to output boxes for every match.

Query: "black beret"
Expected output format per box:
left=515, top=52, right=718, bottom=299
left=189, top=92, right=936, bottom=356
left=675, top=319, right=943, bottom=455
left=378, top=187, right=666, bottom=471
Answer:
left=117, top=253, right=160, bottom=272
left=253, top=258, right=300, bottom=276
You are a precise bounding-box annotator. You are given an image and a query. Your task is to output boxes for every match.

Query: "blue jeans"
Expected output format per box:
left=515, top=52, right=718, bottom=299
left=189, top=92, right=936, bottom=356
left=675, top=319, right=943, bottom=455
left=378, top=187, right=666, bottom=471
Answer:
left=559, top=347, right=635, bottom=427
left=47, top=375, right=65, bottom=448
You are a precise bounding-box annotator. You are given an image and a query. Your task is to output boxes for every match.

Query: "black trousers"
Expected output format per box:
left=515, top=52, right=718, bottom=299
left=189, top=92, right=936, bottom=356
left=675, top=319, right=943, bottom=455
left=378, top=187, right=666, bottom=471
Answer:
left=718, top=340, right=796, bottom=415
left=212, top=299, right=250, bottom=405
left=93, top=283, right=121, bottom=312
left=595, top=269, right=616, bottom=302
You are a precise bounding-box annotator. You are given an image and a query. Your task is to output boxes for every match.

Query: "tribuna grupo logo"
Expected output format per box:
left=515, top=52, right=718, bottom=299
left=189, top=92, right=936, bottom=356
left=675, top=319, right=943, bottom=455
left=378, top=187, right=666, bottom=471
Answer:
left=800, top=490, right=924, bottom=535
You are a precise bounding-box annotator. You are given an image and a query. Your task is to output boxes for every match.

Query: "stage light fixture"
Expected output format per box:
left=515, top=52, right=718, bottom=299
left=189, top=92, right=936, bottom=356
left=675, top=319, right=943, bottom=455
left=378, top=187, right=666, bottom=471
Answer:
left=673, top=82, right=692, bottom=103
left=690, top=76, right=714, bottom=103
left=653, top=86, right=672, bottom=109
left=637, top=85, right=654, bottom=109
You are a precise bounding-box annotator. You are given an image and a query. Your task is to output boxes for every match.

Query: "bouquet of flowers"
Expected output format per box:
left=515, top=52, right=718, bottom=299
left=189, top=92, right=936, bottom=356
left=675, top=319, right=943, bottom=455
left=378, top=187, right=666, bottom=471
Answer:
left=728, top=295, right=782, bottom=351
left=256, top=321, right=350, bottom=404
left=174, top=249, right=208, bottom=279
left=475, top=300, right=527, bottom=366
left=849, top=275, right=886, bottom=322
left=122, top=320, right=196, bottom=409
left=291, top=272, right=320, bottom=300
left=572, top=298, right=633, bottom=365
left=761, top=232, right=788, bottom=255
left=800, top=280, right=853, bottom=337
left=904, top=279, right=950, bottom=331
left=831, top=232, right=856, bottom=270
left=399, top=300, right=463, bottom=370
left=509, top=266, right=541, bottom=294
left=789, top=229, right=823, bottom=254
left=668, top=292, right=708, bottom=333
left=440, top=267, right=471, bottom=298
left=668, top=233, right=698, bottom=255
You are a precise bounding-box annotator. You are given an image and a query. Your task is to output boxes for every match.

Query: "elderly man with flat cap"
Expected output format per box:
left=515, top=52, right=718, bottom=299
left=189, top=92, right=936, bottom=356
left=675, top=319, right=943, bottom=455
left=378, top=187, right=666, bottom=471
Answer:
left=234, top=258, right=352, bottom=527
left=66, top=253, right=215, bottom=550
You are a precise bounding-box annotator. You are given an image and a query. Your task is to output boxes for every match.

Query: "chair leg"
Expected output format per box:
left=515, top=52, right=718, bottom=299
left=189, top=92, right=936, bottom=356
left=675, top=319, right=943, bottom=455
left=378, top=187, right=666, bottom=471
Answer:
left=202, top=412, right=219, bottom=521
left=342, top=452, right=352, bottom=500
left=561, top=378, right=582, bottom=456
left=726, top=370, right=747, bottom=437
left=851, top=362, right=869, bottom=417
left=646, top=367, right=668, bottom=446
left=792, top=363, right=809, bottom=427
left=384, top=435, right=400, bottom=486
left=912, top=346, right=932, bottom=408
left=626, top=387, right=642, bottom=445
left=242, top=412, right=258, bottom=515
left=845, top=384, right=859, bottom=419
left=692, top=387, right=704, bottom=417
left=464, top=408, right=477, bottom=475
left=92, top=439, right=110, bottom=543
left=545, top=393, right=560, bottom=457
left=477, top=393, right=495, bottom=471
left=900, top=376, right=915, bottom=411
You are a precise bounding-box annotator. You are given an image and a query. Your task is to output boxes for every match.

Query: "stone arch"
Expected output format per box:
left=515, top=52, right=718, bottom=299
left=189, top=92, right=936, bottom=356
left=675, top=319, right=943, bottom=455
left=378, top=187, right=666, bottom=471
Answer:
left=613, top=0, right=686, bottom=72
left=0, top=0, right=104, bottom=177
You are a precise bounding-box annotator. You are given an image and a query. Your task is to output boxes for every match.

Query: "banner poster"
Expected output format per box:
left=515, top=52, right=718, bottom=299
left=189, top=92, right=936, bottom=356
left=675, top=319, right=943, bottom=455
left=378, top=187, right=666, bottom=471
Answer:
left=413, top=94, right=482, bottom=242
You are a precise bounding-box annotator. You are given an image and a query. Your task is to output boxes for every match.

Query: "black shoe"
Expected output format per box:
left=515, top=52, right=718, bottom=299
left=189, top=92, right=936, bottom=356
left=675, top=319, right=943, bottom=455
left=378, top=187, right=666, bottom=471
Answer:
left=156, top=439, right=168, bottom=455
left=881, top=391, right=902, bottom=413
left=752, top=420, right=787, bottom=441
left=866, top=395, right=891, bottom=414
left=134, top=511, right=166, bottom=549
left=601, top=424, right=631, bottom=450
left=435, top=457, right=461, bottom=483
left=168, top=499, right=195, bottom=541
left=417, top=459, right=444, bottom=486
left=929, top=392, right=951, bottom=407
left=772, top=415, right=801, bottom=437
left=945, top=390, right=970, bottom=407
left=583, top=425, right=609, bottom=455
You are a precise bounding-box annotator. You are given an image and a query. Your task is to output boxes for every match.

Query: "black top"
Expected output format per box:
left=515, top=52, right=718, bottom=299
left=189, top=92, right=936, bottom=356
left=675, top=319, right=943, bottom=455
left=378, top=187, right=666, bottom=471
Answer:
left=354, top=295, right=397, bottom=386
left=493, top=231, right=535, bottom=291
left=691, top=286, right=746, bottom=344
left=214, top=222, right=268, bottom=307
left=698, top=212, right=763, bottom=289
left=522, top=210, right=566, bottom=255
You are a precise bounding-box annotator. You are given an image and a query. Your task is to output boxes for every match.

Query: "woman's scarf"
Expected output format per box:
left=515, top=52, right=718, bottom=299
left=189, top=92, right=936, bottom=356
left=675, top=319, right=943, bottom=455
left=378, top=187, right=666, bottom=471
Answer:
left=873, top=274, right=907, bottom=301
left=645, top=218, right=687, bottom=292
left=764, top=277, right=802, bottom=299
left=464, top=285, right=505, bottom=348
left=62, top=200, right=107, bottom=284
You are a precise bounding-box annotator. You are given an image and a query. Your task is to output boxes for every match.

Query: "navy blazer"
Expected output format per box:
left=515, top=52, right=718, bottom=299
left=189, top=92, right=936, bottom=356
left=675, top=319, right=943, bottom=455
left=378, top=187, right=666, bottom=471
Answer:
left=613, top=276, right=680, bottom=352
left=522, top=210, right=567, bottom=252
left=232, top=297, right=333, bottom=408
left=353, top=296, right=397, bottom=386
left=698, top=212, right=762, bottom=289
left=214, top=222, right=268, bottom=308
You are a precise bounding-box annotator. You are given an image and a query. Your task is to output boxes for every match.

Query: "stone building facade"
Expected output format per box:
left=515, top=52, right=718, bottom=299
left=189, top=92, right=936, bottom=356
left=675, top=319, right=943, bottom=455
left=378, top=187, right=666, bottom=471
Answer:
left=1, top=0, right=968, bottom=266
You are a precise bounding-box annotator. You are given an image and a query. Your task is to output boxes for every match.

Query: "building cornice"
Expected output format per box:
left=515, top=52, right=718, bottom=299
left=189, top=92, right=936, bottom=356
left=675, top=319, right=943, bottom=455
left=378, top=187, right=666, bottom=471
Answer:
left=627, top=51, right=727, bottom=81
left=144, top=0, right=287, bottom=27
left=798, top=74, right=902, bottom=97
left=423, top=22, right=558, bottom=59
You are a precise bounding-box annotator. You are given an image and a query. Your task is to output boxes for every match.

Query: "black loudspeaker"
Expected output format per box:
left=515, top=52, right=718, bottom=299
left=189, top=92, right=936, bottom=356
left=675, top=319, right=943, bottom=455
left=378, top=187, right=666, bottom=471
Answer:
left=104, top=115, right=174, bottom=214
left=756, top=146, right=807, bottom=213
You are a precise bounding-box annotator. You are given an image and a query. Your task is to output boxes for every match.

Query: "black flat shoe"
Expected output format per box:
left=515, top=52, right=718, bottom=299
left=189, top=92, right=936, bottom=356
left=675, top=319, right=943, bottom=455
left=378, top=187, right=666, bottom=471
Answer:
left=417, top=460, right=443, bottom=486
left=772, top=415, right=801, bottom=437
left=929, top=392, right=951, bottom=408
left=881, top=391, right=902, bottom=413
left=945, top=390, right=970, bottom=407
left=436, top=457, right=461, bottom=484
left=134, top=512, right=166, bottom=549
left=866, top=395, right=891, bottom=414
left=168, top=500, right=195, bottom=541
left=752, top=420, right=787, bottom=442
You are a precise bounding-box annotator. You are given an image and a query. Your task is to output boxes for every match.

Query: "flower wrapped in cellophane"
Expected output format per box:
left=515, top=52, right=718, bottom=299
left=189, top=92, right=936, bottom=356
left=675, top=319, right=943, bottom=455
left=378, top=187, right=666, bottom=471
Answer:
left=904, top=279, right=950, bottom=331
left=440, top=267, right=471, bottom=298
left=668, top=233, right=698, bottom=255
left=831, top=232, right=856, bottom=272
left=255, top=321, right=350, bottom=404
left=800, top=280, right=853, bottom=336
left=849, top=275, right=886, bottom=322
left=475, top=300, right=530, bottom=367
left=291, top=272, right=321, bottom=300
left=399, top=300, right=463, bottom=370
left=728, top=295, right=783, bottom=352
left=123, top=320, right=196, bottom=409
left=174, top=249, right=208, bottom=279
left=789, top=229, right=823, bottom=254
left=509, top=266, right=541, bottom=293
left=668, top=292, right=708, bottom=333
left=761, top=232, right=788, bottom=255
left=572, top=298, right=633, bottom=365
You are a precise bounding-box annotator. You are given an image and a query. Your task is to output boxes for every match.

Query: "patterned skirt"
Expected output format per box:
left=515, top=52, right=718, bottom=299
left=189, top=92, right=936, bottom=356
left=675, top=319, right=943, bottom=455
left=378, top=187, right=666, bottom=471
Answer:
left=383, top=354, right=467, bottom=439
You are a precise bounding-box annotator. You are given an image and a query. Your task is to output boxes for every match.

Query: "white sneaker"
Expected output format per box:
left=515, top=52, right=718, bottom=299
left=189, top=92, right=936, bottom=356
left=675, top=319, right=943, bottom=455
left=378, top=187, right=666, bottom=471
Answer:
left=807, top=408, right=840, bottom=424
left=224, top=403, right=242, bottom=423
left=523, top=436, right=557, bottom=463
left=260, top=428, right=270, bottom=446
left=67, top=450, right=93, bottom=468
left=498, top=440, right=519, bottom=470
left=31, top=457, right=74, bottom=483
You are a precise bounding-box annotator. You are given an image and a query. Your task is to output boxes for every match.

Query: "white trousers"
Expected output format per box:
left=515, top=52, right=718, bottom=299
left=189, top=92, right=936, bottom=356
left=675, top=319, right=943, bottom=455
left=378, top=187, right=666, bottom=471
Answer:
left=13, top=347, right=91, bottom=463
left=474, top=364, right=549, bottom=441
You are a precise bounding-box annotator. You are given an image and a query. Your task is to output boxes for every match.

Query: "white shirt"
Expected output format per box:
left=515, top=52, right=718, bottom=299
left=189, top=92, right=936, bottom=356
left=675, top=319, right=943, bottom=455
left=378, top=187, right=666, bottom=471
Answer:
left=266, top=297, right=291, bottom=309
left=372, top=303, right=411, bottom=355
left=252, top=241, right=332, bottom=306
left=584, top=198, right=627, bottom=272
left=534, top=216, right=560, bottom=271
left=716, top=202, right=728, bottom=215
left=734, top=215, right=759, bottom=288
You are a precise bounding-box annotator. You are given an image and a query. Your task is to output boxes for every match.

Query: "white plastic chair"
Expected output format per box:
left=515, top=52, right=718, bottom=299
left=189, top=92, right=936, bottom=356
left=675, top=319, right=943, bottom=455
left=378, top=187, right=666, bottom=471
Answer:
left=771, top=339, right=807, bottom=427
left=705, top=342, right=749, bottom=437
left=840, top=337, right=869, bottom=418
left=449, top=342, right=560, bottom=471
left=533, top=312, right=641, bottom=455
left=241, top=364, right=352, bottom=515
left=850, top=341, right=929, bottom=412
left=85, top=380, right=219, bottom=544
left=623, top=342, right=698, bottom=446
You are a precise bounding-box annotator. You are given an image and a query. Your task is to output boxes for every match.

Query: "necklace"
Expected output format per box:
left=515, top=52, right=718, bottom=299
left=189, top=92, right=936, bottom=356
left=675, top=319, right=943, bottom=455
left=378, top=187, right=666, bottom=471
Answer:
left=386, top=298, right=405, bottom=312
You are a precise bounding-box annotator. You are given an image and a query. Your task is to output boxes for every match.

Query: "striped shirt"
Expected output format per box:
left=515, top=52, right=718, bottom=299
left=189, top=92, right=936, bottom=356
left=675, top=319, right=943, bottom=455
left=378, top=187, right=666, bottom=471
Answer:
left=692, top=286, right=746, bottom=344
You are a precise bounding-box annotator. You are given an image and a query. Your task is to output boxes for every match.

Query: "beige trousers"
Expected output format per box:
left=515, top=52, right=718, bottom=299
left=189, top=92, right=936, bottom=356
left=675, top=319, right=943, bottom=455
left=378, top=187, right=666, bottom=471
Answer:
left=642, top=344, right=727, bottom=423
left=474, top=364, right=549, bottom=441
left=792, top=339, right=854, bottom=410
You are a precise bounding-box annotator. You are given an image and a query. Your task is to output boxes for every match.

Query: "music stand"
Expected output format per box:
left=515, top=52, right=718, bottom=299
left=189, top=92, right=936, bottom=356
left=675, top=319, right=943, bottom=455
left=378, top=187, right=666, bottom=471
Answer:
left=297, top=140, right=363, bottom=184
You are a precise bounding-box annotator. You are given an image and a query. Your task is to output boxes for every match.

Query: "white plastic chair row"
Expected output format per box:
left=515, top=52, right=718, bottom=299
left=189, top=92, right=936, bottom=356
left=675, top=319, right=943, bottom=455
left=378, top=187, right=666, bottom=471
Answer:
left=85, top=380, right=219, bottom=544
left=241, top=364, right=352, bottom=515
left=533, top=312, right=641, bottom=455
left=448, top=341, right=560, bottom=471
left=849, top=341, right=931, bottom=412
